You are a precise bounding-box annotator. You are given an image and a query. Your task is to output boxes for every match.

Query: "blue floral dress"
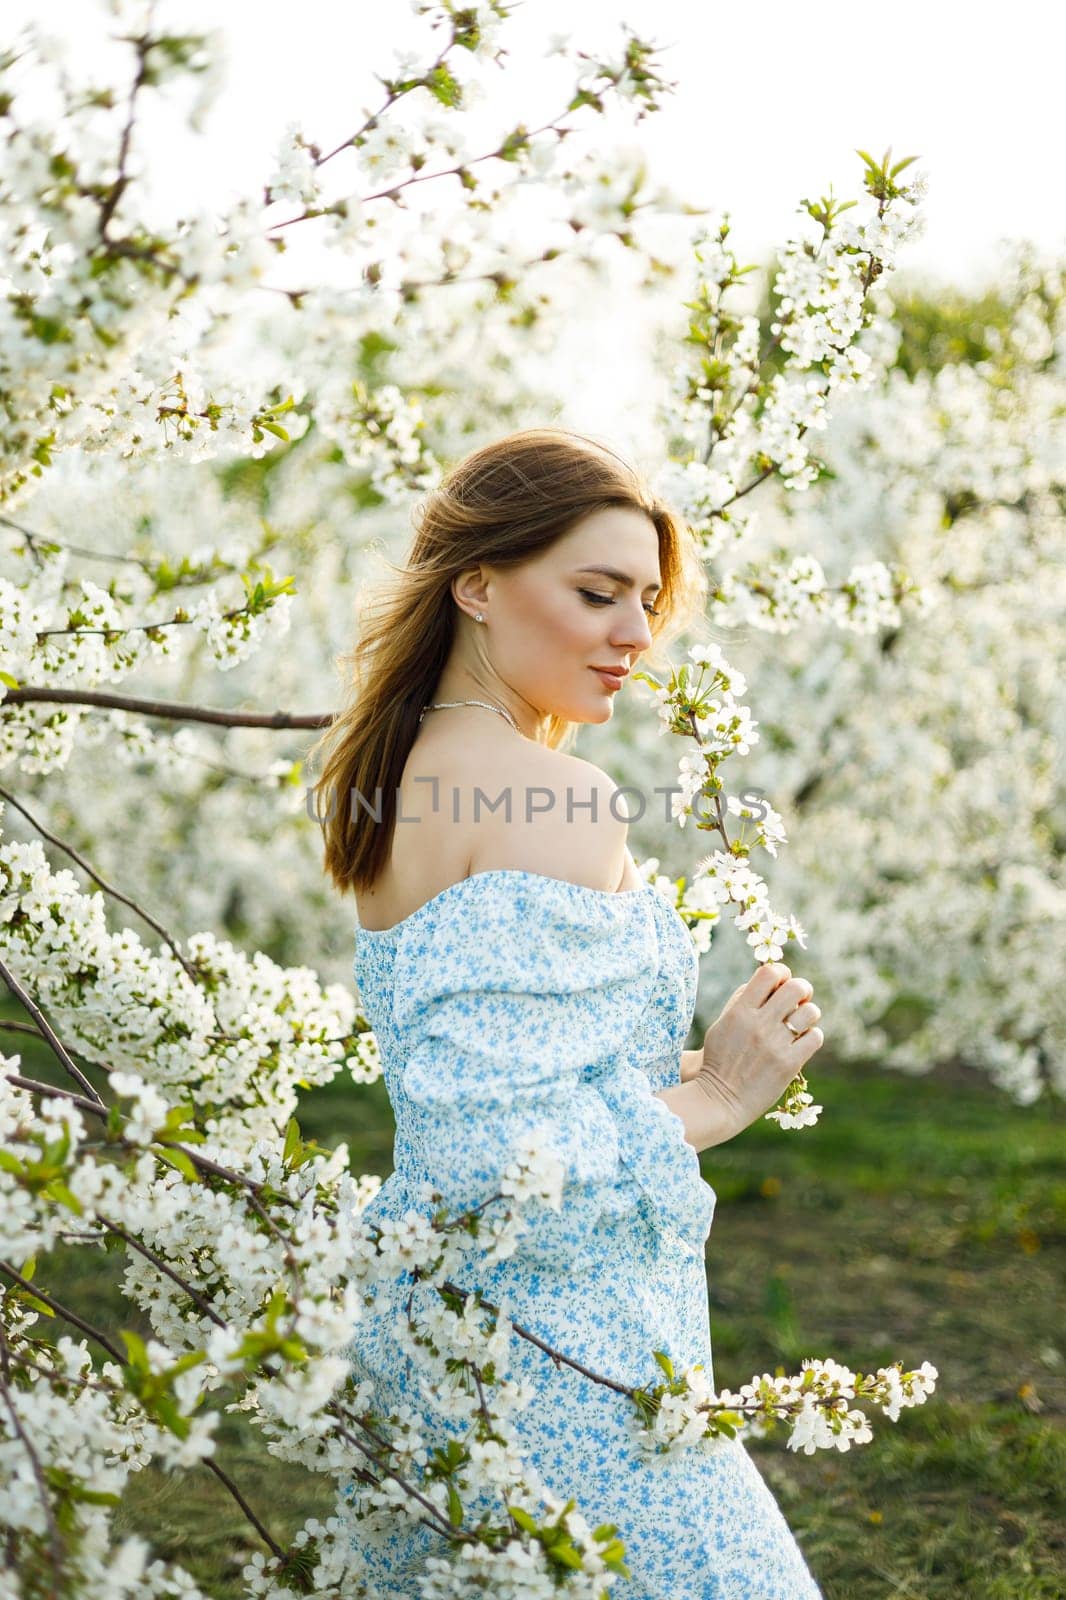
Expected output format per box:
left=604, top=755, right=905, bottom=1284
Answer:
left=344, top=869, right=823, bottom=1598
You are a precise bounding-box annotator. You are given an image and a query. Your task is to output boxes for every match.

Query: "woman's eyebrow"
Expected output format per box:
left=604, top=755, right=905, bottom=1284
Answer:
left=574, top=564, right=662, bottom=593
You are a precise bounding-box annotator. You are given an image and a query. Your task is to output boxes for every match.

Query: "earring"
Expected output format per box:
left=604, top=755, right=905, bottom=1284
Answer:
left=474, top=613, right=484, bottom=623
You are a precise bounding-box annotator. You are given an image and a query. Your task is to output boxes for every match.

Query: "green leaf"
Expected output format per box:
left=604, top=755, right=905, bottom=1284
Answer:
left=548, top=1540, right=584, bottom=1570
left=652, top=1350, right=675, bottom=1381
left=43, top=1180, right=84, bottom=1216
left=169, top=1349, right=208, bottom=1379
left=67, top=1486, right=122, bottom=1508
left=152, top=1394, right=191, bottom=1438
left=44, top=1464, right=123, bottom=1509
left=21, top=1292, right=54, bottom=1318
left=120, top=1329, right=150, bottom=1370
left=283, top=1117, right=302, bottom=1164
left=425, top=64, right=462, bottom=108
left=890, top=154, right=919, bottom=177
left=154, top=1146, right=200, bottom=1182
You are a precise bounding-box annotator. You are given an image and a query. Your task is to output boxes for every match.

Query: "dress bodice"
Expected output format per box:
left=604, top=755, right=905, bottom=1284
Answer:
left=353, top=869, right=716, bottom=1269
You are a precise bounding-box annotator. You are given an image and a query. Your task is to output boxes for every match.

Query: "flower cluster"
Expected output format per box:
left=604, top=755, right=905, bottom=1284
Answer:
left=652, top=151, right=929, bottom=626
left=629, top=1351, right=938, bottom=1458
left=633, top=641, right=820, bottom=1128
left=645, top=241, right=1066, bottom=1109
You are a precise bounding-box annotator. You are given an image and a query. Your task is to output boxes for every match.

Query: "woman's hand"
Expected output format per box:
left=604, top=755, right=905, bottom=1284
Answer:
left=693, top=962, right=824, bottom=1140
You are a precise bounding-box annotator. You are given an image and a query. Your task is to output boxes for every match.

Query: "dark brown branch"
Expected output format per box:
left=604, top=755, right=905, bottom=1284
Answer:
left=325, top=1407, right=462, bottom=1544
left=97, top=31, right=151, bottom=240
left=438, top=1280, right=635, bottom=1399
left=0, top=1323, right=67, bottom=1574
left=1, top=687, right=330, bottom=729
left=0, top=514, right=285, bottom=586
left=9, top=1333, right=288, bottom=1563
left=0, top=513, right=157, bottom=574
left=35, top=596, right=260, bottom=641
left=7, top=1344, right=115, bottom=1396
left=0, top=1260, right=125, bottom=1364
left=0, top=802, right=282, bottom=1113
left=2, top=1071, right=299, bottom=1210
left=0, top=786, right=200, bottom=986
left=311, top=35, right=454, bottom=171
left=0, top=1019, right=95, bottom=1048
left=4, top=1073, right=111, bottom=1120
left=99, top=1217, right=227, bottom=1330
left=202, top=1458, right=286, bottom=1561
left=0, top=956, right=104, bottom=1106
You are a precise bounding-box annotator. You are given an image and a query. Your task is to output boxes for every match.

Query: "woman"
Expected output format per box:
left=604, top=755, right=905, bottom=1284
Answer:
left=310, top=427, right=826, bottom=1597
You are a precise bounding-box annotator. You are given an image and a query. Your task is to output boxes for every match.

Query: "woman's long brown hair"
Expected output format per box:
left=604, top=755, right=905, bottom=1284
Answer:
left=306, top=426, right=709, bottom=896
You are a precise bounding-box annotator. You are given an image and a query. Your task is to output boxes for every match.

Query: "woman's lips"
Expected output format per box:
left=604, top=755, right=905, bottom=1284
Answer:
left=592, top=668, right=624, bottom=691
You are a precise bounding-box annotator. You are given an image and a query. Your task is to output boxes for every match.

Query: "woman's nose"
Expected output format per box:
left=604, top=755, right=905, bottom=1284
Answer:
left=612, top=605, right=654, bottom=651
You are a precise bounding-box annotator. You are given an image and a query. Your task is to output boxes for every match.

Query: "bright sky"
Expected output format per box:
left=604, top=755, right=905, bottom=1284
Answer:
left=15, top=0, right=1064, bottom=282
left=8, top=0, right=1065, bottom=449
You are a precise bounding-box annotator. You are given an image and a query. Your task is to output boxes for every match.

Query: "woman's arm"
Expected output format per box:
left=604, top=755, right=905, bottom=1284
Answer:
left=679, top=1048, right=704, bottom=1083
left=655, top=1078, right=740, bottom=1153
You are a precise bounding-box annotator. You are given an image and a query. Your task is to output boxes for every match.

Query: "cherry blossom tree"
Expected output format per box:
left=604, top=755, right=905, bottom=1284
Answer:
left=0, top=3, right=949, bottom=1594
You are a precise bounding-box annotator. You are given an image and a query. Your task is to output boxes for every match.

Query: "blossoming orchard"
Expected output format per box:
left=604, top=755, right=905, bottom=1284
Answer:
left=0, top=0, right=1060, bottom=1595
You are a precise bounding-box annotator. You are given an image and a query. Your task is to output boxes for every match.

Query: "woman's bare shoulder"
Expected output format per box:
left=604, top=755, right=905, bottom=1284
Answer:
left=466, top=739, right=630, bottom=892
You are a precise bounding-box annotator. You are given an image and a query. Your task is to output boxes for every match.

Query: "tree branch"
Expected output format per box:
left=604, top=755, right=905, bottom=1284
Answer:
left=1, top=688, right=331, bottom=729
left=0, top=786, right=201, bottom=986
left=0, top=1260, right=125, bottom=1364
left=0, top=1323, right=67, bottom=1574
left=0, top=957, right=105, bottom=1106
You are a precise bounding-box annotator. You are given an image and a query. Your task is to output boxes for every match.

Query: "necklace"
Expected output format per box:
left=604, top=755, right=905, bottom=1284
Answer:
left=420, top=698, right=523, bottom=735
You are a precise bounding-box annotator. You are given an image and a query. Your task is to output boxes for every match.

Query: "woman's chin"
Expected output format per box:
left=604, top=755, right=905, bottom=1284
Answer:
left=543, top=690, right=615, bottom=724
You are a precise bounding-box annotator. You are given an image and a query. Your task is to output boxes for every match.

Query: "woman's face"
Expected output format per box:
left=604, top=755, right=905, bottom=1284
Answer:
left=456, top=506, right=663, bottom=727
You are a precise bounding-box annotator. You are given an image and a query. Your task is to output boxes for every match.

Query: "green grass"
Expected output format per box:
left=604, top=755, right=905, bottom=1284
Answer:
left=696, top=1061, right=1065, bottom=1597
left=7, top=1025, right=1065, bottom=1597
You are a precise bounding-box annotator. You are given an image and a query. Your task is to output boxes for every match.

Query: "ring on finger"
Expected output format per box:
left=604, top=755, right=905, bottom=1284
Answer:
left=784, top=1006, right=813, bottom=1035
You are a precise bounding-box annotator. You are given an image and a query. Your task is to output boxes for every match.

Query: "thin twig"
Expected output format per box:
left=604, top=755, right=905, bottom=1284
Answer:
left=2, top=1071, right=299, bottom=1209
left=0, top=1018, right=99, bottom=1050
left=0, top=1323, right=67, bottom=1575
left=0, top=786, right=201, bottom=985
left=3, top=1305, right=287, bottom=1563
left=326, top=1407, right=463, bottom=1544
left=0, top=513, right=283, bottom=580
left=0, top=1261, right=125, bottom=1364
left=98, top=1217, right=227, bottom=1329
left=202, top=1458, right=286, bottom=1560
left=0, top=956, right=104, bottom=1106
left=4, top=1072, right=110, bottom=1120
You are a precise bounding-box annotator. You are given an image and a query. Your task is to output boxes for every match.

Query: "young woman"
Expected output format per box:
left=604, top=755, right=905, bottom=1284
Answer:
left=310, top=427, right=825, bottom=1597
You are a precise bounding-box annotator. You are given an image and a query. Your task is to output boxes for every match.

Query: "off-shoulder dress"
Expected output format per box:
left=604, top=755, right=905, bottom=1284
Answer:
left=342, top=869, right=823, bottom=1599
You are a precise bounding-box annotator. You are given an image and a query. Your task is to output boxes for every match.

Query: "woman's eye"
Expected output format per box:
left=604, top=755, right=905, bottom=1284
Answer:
left=579, top=588, right=660, bottom=617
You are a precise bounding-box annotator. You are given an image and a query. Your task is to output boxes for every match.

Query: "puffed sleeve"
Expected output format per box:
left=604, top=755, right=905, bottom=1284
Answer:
left=389, top=875, right=713, bottom=1273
